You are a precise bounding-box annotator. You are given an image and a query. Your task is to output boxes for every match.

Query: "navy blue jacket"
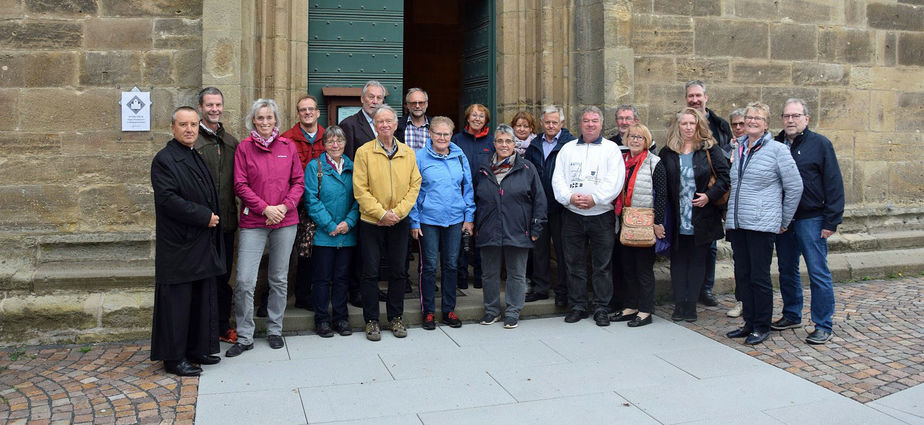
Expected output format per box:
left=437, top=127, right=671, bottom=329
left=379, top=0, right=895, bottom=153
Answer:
left=473, top=154, right=547, bottom=249
left=523, top=127, right=574, bottom=216
left=706, top=108, right=733, bottom=157
left=774, top=127, right=844, bottom=231
left=451, top=130, right=495, bottom=176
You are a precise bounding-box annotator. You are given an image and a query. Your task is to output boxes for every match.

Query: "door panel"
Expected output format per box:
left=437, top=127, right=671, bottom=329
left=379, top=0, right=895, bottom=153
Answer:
left=459, top=0, right=495, bottom=124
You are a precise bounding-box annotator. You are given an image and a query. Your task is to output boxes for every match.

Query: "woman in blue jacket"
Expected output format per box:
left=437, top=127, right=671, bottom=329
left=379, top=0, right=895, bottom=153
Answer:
left=304, top=125, right=359, bottom=338
left=410, top=117, right=476, bottom=330
left=473, top=124, right=547, bottom=329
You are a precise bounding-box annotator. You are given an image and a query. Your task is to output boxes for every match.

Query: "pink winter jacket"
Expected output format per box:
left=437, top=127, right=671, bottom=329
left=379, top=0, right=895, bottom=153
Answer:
left=233, top=135, right=305, bottom=229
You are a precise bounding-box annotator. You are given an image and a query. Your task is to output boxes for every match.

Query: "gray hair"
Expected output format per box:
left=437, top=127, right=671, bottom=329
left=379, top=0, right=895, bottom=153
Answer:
left=495, top=123, right=515, bottom=139
left=729, top=108, right=746, bottom=120
left=405, top=87, right=429, bottom=103
left=685, top=80, right=706, bottom=94
left=197, top=87, right=223, bottom=105
left=372, top=104, right=397, bottom=120
left=616, top=104, right=639, bottom=120
left=784, top=98, right=810, bottom=116
left=244, top=98, right=280, bottom=131
left=171, top=106, right=198, bottom=124
left=580, top=105, right=604, bottom=120
left=323, top=125, right=346, bottom=145
left=541, top=104, right=564, bottom=122
left=362, top=80, right=387, bottom=98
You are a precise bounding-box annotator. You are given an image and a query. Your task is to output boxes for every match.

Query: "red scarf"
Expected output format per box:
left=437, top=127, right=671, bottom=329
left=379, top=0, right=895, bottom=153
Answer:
left=613, top=150, right=647, bottom=216
left=466, top=125, right=490, bottom=139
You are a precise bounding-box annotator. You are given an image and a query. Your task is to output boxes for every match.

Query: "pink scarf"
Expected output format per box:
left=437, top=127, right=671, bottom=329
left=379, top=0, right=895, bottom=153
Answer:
left=250, top=127, right=279, bottom=147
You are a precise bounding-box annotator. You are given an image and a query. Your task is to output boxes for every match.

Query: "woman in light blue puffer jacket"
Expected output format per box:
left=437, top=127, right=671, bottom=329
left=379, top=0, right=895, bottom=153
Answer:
left=724, top=102, right=803, bottom=346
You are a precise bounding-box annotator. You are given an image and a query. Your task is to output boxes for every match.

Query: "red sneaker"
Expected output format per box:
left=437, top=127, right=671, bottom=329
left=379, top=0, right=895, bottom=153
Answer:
left=422, top=312, right=436, bottom=330
left=441, top=311, right=462, bottom=328
left=220, top=328, right=238, bottom=343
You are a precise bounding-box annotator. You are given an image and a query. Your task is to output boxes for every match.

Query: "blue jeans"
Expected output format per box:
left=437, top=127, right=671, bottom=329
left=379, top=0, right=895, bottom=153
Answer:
left=418, top=223, right=462, bottom=313
left=776, top=216, right=835, bottom=331
left=703, top=240, right=717, bottom=293
left=311, top=246, right=352, bottom=325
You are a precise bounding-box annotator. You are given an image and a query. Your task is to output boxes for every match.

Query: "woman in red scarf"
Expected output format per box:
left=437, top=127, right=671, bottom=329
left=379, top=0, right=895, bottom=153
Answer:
left=611, top=124, right=667, bottom=327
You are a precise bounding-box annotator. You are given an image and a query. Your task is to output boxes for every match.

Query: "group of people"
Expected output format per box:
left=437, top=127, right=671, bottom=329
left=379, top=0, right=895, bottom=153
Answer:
left=149, top=79, right=844, bottom=377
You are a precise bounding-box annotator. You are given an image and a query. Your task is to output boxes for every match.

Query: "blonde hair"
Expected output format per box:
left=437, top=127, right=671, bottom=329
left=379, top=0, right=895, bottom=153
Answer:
left=666, top=107, right=716, bottom=153
left=626, top=123, right=653, bottom=151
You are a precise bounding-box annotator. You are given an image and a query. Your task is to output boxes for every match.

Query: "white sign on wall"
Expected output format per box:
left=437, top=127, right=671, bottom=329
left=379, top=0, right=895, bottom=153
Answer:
left=121, top=87, right=151, bottom=131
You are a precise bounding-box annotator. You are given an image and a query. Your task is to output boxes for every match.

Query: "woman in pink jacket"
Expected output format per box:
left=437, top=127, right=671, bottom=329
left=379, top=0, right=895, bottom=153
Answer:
left=226, top=98, right=304, bottom=357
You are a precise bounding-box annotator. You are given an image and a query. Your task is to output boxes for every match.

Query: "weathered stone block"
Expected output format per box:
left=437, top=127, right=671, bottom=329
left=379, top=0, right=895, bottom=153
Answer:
left=0, top=132, right=61, bottom=155
left=778, top=0, right=835, bottom=23
left=99, top=0, right=201, bottom=17
left=867, top=3, right=924, bottom=31
left=25, top=52, right=78, bottom=87
left=732, top=62, right=792, bottom=84
left=733, top=0, right=778, bottom=17
left=635, top=56, right=676, bottom=83
left=819, top=28, right=874, bottom=64
left=898, top=33, right=924, bottom=66
left=0, top=53, right=25, bottom=87
left=76, top=184, right=153, bottom=229
left=79, top=51, right=143, bottom=86
left=0, top=19, right=82, bottom=48
left=70, top=155, right=153, bottom=185
left=573, top=51, right=605, bottom=105
left=879, top=32, right=897, bottom=67
left=869, top=90, right=896, bottom=132
left=0, top=88, right=18, bottom=131
left=143, top=51, right=173, bottom=85
left=0, top=155, right=64, bottom=184
left=890, top=161, right=924, bottom=200
left=770, top=23, right=817, bottom=60
left=759, top=86, right=818, bottom=119
left=0, top=0, right=23, bottom=17
left=823, top=130, right=856, bottom=161
left=854, top=160, right=889, bottom=202
left=695, top=19, right=768, bottom=59
left=572, top=3, right=604, bottom=51
left=153, top=17, right=201, bottom=48
left=173, top=48, right=202, bottom=88
left=85, top=18, right=152, bottom=49
left=792, top=62, right=849, bottom=86
left=24, top=0, right=97, bottom=15
left=640, top=83, right=686, bottom=129
left=707, top=85, right=762, bottom=117
left=818, top=88, right=869, bottom=131
left=896, top=92, right=924, bottom=132
left=632, top=14, right=693, bottom=55
left=19, top=88, right=120, bottom=132
left=0, top=293, right=98, bottom=342
left=845, top=0, right=866, bottom=26
left=0, top=185, right=78, bottom=232
left=652, top=0, right=720, bottom=16
left=59, top=130, right=160, bottom=156
left=676, top=58, right=729, bottom=83
left=100, top=291, right=153, bottom=328
left=203, top=36, right=237, bottom=81
left=851, top=66, right=924, bottom=91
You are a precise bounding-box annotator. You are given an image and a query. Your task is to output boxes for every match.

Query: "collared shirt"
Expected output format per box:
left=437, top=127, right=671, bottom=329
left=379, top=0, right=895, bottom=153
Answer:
left=378, top=138, right=398, bottom=159
left=542, top=130, right=562, bottom=159
left=403, top=116, right=429, bottom=150
left=300, top=125, right=319, bottom=144
left=362, top=109, right=377, bottom=138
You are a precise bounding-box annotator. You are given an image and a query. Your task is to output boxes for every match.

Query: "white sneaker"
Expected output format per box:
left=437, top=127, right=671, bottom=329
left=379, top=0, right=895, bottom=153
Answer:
left=726, top=301, right=743, bottom=318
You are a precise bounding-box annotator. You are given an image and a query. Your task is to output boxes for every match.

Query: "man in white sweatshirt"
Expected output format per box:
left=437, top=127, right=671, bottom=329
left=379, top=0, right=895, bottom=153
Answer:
left=552, top=106, right=626, bottom=326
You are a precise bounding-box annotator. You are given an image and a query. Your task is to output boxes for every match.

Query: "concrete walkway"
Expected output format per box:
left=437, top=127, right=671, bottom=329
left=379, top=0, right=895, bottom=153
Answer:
left=195, top=316, right=917, bottom=425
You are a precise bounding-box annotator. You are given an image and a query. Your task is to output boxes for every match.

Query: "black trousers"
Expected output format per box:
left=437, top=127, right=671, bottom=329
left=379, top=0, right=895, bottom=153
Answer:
left=670, top=235, right=709, bottom=303
left=727, top=229, right=775, bottom=333
left=620, top=243, right=656, bottom=313
left=562, top=210, right=615, bottom=313
left=150, top=277, right=219, bottom=361
left=530, top=212, right=567, bottom=297
left=610, top=238, right=625, bottom=310
left=359, top=219, right=410, bottom=322
left=217, top=231, right=235, bottom=333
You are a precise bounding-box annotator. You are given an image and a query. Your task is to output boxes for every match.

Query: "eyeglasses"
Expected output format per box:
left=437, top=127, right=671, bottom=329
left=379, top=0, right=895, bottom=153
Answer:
left=781, top=113, right=804, bottom=120
left=430, top=131, right=452, bottom=139
left=407, top=101, right=427, bottom=107
left=616, top=117, right=635, bottom=123
left=731, top=122, right=746, bottom=127
left=298, top=107, right=318, bottom=113
left=325, top=139, right=344, bottom=146
left=744, top=115, right=766, bottom=122
left=627, top=135, right=646, bottom=141
left=495, top=138, right=516, bottom=145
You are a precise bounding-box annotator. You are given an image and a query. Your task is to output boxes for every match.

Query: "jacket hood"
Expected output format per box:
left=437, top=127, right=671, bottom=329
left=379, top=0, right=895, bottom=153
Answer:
left=424, top=139, right=463, bottom=159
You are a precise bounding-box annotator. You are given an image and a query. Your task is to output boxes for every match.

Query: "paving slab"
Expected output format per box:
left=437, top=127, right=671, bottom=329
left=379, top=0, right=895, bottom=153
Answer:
left=868, top=384, right=924, bottom=424
left=195, top=388, right=306, bottom=425
left=763, top=398, right=909, bottom=425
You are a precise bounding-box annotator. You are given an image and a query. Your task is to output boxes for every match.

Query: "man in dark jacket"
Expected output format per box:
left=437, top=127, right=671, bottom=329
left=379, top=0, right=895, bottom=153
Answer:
left=151, top=106, right=226, bottom=376
left=524, top=105, right=573, bottom=307
left=194, top=87, right=239, bottom=344
left=771, top=98, right=845, bottom=345
left=685, top=80, right=731, bottom=307
left=340, top=80, right=386, bottom=160
left=395, top=87, right=431, bottom=150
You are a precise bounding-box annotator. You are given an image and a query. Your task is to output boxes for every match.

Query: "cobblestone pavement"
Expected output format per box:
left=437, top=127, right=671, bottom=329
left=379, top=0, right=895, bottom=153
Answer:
left=656, top=275, right=924, bottom=404
left=1, top=277, right=921, bottom=423
left=0, top=342, right=196, bottom=425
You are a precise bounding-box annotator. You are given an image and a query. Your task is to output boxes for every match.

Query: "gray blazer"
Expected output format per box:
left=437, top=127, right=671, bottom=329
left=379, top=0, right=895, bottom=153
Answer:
left=725, top=132, right=803, bottom=233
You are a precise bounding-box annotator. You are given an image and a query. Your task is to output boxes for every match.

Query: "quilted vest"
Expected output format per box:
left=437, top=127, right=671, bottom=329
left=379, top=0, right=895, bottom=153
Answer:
left=628, top=154, right=660, bottom=208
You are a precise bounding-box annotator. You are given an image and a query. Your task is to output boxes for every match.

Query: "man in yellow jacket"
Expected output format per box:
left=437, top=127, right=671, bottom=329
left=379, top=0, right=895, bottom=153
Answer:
left=353, top=104, right=422, bottom=342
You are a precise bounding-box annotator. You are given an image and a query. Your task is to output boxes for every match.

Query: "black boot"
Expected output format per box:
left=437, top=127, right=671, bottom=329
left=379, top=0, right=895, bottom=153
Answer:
left=699, top=289, right=718, bottom=306
left=685, top=302, right=698, bottom=322
left=671, top=303, right=685, bottom=321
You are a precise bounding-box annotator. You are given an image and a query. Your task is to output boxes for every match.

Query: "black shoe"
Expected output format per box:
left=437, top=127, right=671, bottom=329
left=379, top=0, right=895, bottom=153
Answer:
left=593, top=311, right=610, bottom=327
left=190, top=354, right=221, bottom=365
left=256, top=304, right=268, bottom=318
left=699, top=290, right=718, bottom=307
left=684, top=302, right=698, bottom=322
left=745, top=330, right=770, bottom=345
left=164, top=360, right=202, bottom=376
left=525, top=292, right=549, bottom=302
left=349, top=293, right=363, bottom=308
left=377, top=290, right=388, bottom=302
left=627, top=315, right=652, bottom=327
left=771, top=317, right=802, bottom=331
left=316, top=322, right=334, bottom=338
left=267, top=334, right=284, bottom=349
left=554, top=294, right=568, bottom=308
left=805, top=329, right=833, bottom=345
left=472, top=281, right=483, bottom=289
left=224, top=342, right=253, bottom=357
left=457, top=277, right=469, bottom=290
left=726, top=326, right=754, bottom=338
left=441, top=311, right=463, bottom=328
left=671, top=304, right=685, bottom=322
left=294, top=300, right=314, bottom=312
left=564, top=310, right=589, bottom=323
left=611, top=310, right=637, bottom=322
left=333, top=320, right=352, bottom=336
left=405, top=281, right=413, bottom=294
left=422, top=312, right=436, bottom=330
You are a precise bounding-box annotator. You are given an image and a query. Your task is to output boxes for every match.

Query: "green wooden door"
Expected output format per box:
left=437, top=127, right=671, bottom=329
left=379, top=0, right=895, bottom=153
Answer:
left=308, top=0, right=404, bottom=126
left=459, top=0, right=496, bottom=124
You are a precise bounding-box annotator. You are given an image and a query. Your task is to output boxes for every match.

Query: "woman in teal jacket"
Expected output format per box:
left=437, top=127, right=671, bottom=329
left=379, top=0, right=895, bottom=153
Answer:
left=410, top=116, right=476, bottom=330
left=304, top=126, right=359, bottom=338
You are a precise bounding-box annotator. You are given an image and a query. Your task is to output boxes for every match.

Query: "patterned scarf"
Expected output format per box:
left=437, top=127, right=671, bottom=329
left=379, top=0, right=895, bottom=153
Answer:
left=250, top=127, right=279, bottom=147
left=613, top=150, right=647, bottom=216
left=491, top=153, right=515, bottom=183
